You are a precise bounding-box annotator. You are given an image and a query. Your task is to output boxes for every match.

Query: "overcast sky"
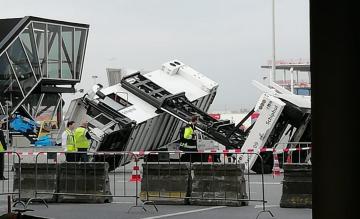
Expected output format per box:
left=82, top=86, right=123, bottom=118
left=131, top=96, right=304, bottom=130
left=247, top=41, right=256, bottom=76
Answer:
left=2, top=0, right=309, bottom=112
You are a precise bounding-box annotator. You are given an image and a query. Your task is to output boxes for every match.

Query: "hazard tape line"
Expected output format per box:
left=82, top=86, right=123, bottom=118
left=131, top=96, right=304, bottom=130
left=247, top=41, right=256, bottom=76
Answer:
left=5, top=147, right=311, bottom=156
left=15, top=152, right=66, bottom=156
left=176, top=147, right=310, bottom=154
left=133, top=147, right=312, bottom=155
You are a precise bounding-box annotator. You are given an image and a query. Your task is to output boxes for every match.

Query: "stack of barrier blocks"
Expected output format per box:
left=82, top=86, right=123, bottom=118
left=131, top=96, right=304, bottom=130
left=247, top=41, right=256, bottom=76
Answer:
left=13, top=162, right=112, bottom=203
left=141, top=163, right=248, bottom=206
left=280, top=163, right=312, bottom=208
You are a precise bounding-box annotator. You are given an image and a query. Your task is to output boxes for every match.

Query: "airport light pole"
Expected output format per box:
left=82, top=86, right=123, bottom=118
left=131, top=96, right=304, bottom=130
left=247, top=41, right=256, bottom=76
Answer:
left=271, top=0, right=276, bottom=84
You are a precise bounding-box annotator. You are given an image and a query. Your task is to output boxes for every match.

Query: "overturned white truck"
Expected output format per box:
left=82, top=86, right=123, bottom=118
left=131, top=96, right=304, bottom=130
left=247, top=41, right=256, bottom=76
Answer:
left=238, top=81, right=311, bottom=172
left=60, top=60, right=311, bottom=173
left=60, top=60, right=218, bottom=169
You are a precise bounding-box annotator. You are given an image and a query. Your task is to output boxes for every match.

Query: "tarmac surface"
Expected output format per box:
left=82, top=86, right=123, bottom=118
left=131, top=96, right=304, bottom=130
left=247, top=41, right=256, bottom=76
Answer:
left=0, top=172, right=312, bottom=219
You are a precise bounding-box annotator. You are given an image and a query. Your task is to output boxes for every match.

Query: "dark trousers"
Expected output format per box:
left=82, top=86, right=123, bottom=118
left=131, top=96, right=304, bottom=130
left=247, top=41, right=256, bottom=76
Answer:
left=179, top=145, right=219, bottom=162
left=0, top=153, right=4, bottom=177
left=65, top=153, right=76, bottom=162
left=179, top=145, right=202, bottom=162
left=77, top=148, right=89, bottom=162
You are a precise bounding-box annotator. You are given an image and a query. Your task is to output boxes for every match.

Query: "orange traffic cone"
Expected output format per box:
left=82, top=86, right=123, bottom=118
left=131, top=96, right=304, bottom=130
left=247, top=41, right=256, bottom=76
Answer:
left=207, top=154, right=213, bottom=163
left=129, top=165, right=142, bottom=182
left=272, top=153, right=281, bottom=177
left=286, top=153, right=292, bottom=163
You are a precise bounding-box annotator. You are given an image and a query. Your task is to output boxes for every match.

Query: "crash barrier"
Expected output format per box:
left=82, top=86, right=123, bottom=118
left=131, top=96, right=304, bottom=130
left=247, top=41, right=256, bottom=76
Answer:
left=7, top=147, right=313, bottom=214
left=141, top=151, right=274, bottom=218
left=280, top=163, right=312, bottom=208
left=13, top=163, right=57, bottom=203
left=141, top=153, right=248, bottom=206
left=19, top=152, right=116, bottom=204
left=0, top=151, right=25, bottom=208
left=57, top=162, right=112, bottom=203
left=141, top=162, right=190, bottom=205
left=271, top=142, right=312, bottom=208
left=190, top=163, right=248, bottom=206
left=13, top=161, right=112, bottom=204
left=14, top=151, right=157, bottom=212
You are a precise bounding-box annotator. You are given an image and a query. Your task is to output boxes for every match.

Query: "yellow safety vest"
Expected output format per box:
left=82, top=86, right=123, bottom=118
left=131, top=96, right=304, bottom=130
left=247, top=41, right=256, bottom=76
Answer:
left=65, top=128, right=76, bottom=152
left=180, top=125, right=197, bottom=149
left=0, top=142, right=5, bottom=152
left=184, top=126, right=194, bottom=140
left=74, top=127, right=90, bottom=149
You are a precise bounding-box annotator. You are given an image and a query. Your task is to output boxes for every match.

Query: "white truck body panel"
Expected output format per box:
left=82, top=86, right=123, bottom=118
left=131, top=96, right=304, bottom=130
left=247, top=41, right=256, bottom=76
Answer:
left=64, top=60, right=219, bottom=156
left=144, top=60, right=218, bottom=102
left=252, top=80, right=310, bottom=109
left=98, top=84, right=158, bottom=123
left=238, top=93, right=286, bottom=169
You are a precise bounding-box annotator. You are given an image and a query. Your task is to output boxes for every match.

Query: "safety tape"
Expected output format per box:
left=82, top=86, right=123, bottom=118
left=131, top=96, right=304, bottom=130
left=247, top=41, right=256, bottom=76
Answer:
left=5, top=147, right=311, bottom=156
left=162, top=147, right=311, bottom=154
left=115, top=147, right=312, bottom=155
left=15, top=152, right=65, bottom=156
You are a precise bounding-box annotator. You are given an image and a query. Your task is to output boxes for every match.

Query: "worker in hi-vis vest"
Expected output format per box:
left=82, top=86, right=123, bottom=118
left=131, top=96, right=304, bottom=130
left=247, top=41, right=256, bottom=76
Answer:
left=179, top=116, right=198, bottom=151
left=179, top=116, right=200, bottom=162
left=0, top=121, right=8, bottom=180
left=62, top=121, right=76, bottom=162
left=74, top=122, right=92, bottom=162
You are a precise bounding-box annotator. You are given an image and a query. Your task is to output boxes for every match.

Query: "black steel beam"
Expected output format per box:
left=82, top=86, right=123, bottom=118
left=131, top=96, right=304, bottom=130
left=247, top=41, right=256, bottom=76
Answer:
left=226, top=108, right=254, bottom=138
left=40, top=85, right=75, bottom=93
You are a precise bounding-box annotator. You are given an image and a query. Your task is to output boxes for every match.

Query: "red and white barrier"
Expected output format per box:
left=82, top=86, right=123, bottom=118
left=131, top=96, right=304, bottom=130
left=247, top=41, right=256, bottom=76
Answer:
left=9, top=146, right=311, bottom=157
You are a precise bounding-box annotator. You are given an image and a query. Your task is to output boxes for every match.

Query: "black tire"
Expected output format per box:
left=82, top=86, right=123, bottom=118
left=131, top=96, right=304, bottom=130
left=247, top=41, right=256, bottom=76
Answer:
left=94, top=154, right=122, bottom=171
left=251, top=152, right=274, bottom=174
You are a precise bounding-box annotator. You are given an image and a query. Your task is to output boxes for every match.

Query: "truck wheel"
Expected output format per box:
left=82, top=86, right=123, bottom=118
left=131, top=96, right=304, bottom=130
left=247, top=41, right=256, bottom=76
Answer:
left=251, top=152, right=274, bottom=174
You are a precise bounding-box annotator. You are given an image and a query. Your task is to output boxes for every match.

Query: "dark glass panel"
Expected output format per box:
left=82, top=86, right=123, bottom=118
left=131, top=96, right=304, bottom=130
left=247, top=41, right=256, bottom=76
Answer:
left=33, top=22, right=47, bottom=77
left=22, top=93, right=41, bottom=117
left=0, top=54, right=11, bottom=94
left=61, top=26, right=73, bottom=79
left=20, top=23, right=41, bottom=79
left=7, top=38, right=36, bottom=95
left=47, top=25, right=60, bottom=78
left=0, top=54, right=24, bottom=108
left=75, top=28, right=86, bottom=80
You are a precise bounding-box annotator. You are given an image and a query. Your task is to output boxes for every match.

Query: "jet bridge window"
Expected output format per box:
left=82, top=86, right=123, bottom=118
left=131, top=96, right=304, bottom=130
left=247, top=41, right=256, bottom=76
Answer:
left=295, top=88, right=311, bottom=96
left=107, top=93, right=132, bottom=108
